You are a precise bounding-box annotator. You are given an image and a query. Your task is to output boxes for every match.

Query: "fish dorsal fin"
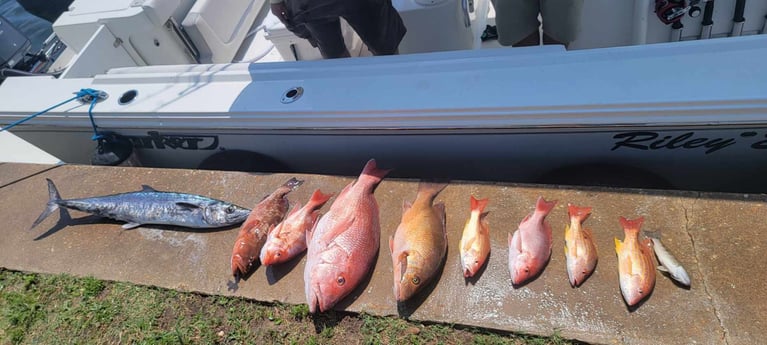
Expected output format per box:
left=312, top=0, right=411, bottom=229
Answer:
left=614, top=238, right=623, bottom=254
left=176, top=202, right=202, bottom=211
left=141, top=185, right=157, bottom=192
left=402, top=200, right=413, bottom=214
left=122, top=222, right=142, bottom=230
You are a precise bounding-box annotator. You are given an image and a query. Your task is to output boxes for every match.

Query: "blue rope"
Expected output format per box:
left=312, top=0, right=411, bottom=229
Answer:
left=1, top=88, right=104, bottom=140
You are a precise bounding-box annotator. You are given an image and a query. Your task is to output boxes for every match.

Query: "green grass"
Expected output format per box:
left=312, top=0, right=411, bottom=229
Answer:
left=0, top=269, right=577, bottom=345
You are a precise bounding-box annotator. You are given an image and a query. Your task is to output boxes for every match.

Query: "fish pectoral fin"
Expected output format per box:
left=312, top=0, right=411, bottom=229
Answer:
left=389, top=235, right=394, bottom=255
left=657, top=265, right=669, bottom=272
left=397, top=252, right=409, bottom=283
left=121, top=222, right=142, bottom=230
left=175, top=202, right=202, bottom=211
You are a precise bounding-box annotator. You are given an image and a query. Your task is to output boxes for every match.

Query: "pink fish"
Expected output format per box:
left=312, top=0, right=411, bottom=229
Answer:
left=459, top=195, right=490, bottom=278
left=615, top=216, right=656, bottom=307
left=259, top=189, right=333, bottom=266
left=304, top=159, right=390, bottom=313
left=508, top=197, right=557, bottom=286
left=231, top=178, right=303, bottom=281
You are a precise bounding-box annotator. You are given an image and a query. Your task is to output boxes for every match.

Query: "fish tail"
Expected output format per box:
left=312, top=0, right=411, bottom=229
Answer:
left=535, top=196, right=557, bottom=214
left=470, top=195, right=489, bottom=213
left=284, top=177, right=304, bottom=191
left=30, top=178, right=68, bottom=230
left=567, top=204, right=592, bottom=223
left=416, top=181, right=448, bottom=202
left=619, top=216, right=644, bottom=232
left=308, top=189, right=333, bottom=209
left=360, top=159, right=391, bottom=183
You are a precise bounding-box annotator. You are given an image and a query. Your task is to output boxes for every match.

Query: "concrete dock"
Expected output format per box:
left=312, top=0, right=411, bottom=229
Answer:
left=0, top=162, right=764, bottom=344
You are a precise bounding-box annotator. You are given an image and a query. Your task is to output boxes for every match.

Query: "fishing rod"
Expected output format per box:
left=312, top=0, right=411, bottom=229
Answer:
left=731, top=0, right=746, bottom=36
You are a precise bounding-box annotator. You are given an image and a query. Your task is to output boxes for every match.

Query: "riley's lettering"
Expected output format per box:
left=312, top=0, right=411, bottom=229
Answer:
left=128, top=131, right=219, bottom=150
left=611, top=131, right=735, bottom=154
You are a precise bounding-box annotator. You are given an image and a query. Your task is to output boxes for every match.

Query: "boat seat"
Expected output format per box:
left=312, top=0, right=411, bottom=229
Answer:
left=181, top=0, right=267, bottom=63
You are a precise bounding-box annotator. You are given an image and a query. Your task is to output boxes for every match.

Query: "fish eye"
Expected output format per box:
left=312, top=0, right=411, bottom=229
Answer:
left=524, top=268, right=529, bottom=273
left=336, top=276, right=345, bottom=286
left=411, top=276, right=420, bottom=285
left=226, top=206, right=235, bottom=214
left=275, top=253, right=281, bottom=257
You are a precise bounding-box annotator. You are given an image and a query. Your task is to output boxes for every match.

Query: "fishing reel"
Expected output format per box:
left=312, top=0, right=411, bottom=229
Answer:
left=655, top=0, right=703, bottom=25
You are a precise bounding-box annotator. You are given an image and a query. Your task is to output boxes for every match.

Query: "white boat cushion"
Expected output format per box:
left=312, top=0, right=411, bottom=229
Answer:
left=182, top=0, right=266, bottom=63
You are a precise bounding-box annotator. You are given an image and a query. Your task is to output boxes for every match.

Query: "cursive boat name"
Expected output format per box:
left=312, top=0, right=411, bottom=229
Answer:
left=127, top=131, right=219, bottom=150
left=611, top=131, right=736, bottom=154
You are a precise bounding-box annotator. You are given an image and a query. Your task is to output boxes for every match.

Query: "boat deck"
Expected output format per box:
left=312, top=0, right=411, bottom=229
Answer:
left=0, top=162, right=764, bottom=344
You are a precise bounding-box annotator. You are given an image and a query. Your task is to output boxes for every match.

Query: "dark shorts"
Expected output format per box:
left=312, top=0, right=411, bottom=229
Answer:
left=285, top=0, right=406, bottom=58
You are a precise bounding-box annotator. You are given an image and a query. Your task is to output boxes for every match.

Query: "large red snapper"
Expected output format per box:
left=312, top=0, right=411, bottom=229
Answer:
left=508, top=197, right=557, bottom=286
left=231, top=178, right=303, bottom=281
left=389, top=182, right=448, bottom=302
left=304, top=159, right=390, bottom=313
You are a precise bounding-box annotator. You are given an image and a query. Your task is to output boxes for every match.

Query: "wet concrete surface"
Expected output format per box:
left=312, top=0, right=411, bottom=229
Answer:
left=0, top=163, right=764, bottom=344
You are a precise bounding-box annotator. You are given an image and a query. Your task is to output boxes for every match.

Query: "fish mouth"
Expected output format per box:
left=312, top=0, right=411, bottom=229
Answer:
left=308, top=283, right=322, bottom=313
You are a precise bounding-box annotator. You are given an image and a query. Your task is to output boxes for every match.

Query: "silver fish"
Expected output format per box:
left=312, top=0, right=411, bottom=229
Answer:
left=31, top=179, right=251, bottom=230
left=643, top=230, right=691, bottom=287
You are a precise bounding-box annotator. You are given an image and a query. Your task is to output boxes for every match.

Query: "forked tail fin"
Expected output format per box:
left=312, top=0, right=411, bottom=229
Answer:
left=360, top=159, right=391, bottom=183
left=470, top=195, right=489, bottom=214
left=619, top=216, right=645, bottom=237
left=535, top=196, right=558, bottom=215
left=567, top=204, right=592, bottom=223
left=30, top=179, right=68, bottom=230
left=307, top=189, right=333, bottom=209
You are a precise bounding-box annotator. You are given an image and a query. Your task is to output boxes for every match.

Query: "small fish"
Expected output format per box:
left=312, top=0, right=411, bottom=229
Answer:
left=459, top=195, right=490, bottom=278
left=305, top=159, right=389, bottom=313
left=390, top=182, right=448, bottom=302
left=259, top=189, right=333, bottom=266
left=615, top=216, right=656, bottom=307
left=31, top=179, right=250, bottom=230
left=643, top=230, right=691, bottom=287
left=231, top=178, right=303, bottom=281
left=508, top=197, right=557, bottom=286
left=564, top=204, right=598, bottom=287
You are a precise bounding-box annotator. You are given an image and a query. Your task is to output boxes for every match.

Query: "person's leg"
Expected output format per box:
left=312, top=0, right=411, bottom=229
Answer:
left=341, top=0, right=406, bottom=56
left=303, top=18, right=352, bottom=58
left=491, top=0, right=540, bottom=47
left=540, top=0, right=584, bottom=48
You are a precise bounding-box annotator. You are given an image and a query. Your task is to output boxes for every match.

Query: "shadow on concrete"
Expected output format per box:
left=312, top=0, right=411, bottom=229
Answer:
left=32, top=214, right=101, bottom=241
left=266, top=252, right=306, bottom=285
left=397, top=252, right=448, bottom=319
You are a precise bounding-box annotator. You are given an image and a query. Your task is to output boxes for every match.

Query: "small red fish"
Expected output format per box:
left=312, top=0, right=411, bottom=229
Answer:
left=508, top=197, right=557, bottom=286
left=564, top=204, right=598, bottom=287
left=260, top=189, right=333, bottom=266
left=230, top=178, right=302, bottom=281
left=304, top=159, right=390, bottom=313
left=459, top=195, right=490, bottom=278
left=615, top=216, right=656, bottom=307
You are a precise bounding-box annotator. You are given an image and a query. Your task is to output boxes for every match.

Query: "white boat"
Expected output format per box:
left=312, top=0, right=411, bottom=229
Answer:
left=1, top=0, right=766, bottom=193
